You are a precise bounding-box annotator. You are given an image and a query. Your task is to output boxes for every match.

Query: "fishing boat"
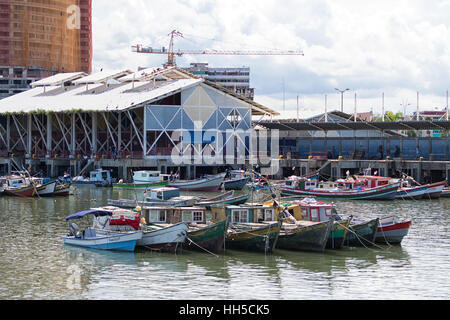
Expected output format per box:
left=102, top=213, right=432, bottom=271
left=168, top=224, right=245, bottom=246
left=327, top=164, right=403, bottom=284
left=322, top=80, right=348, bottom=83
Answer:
left=195, top=192, right=250, bottom=209
left=138, top=206, right=190, bottom=253
left=211, top=204, right=281, bottom=253
left=53, top=182, right=71, bottom=196
left=154, top=205, right=229, bottom=253
left=344, top=218, right=380, bottom=247
left=441, top=187, right=450, bottom=197
left=288, top=198, right=353, bottom=249
left=222, top=170, right=251, bottom=190
left=1, top=175, right=40, bottom=197
left=168, top=172, right=226, bottom=192
left=61, top=208, right=142, bottom=252
left=112, top=170, right=169, bottom=189
left=280, top=176, right=400, bottom=200
left=107, top=188, right=234, bottom=209
left=422, top=181, right=446, bottom=199
left=262, top=200, right=341, bottom=252
left=72, top=168, right=115, bottom=187
left=30, top=178, right=56, bottom=197
left=375, top=216, right=411, bottom=244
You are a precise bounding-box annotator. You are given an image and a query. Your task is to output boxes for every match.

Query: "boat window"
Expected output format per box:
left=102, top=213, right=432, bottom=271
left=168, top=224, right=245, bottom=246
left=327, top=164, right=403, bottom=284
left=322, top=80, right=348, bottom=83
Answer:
left=149, top=210, right=166, bottom=222
left=264, top=209, right=274, bottom=221
left=325, top=208, right=332, bottom=216
left=319, top=184, right=323, bottom=188
left=193, top=211, right=203, bottom=222
left=102, top=172, right=108, bottom=179
left=182, top=210, right=192, bottom=222
left=310, top=208, right=319, bottom=221
left=232, top=209, right=248, bottom=223
left=156, top=191, right=163, bottom=199
left=141, top=173, right=147, bottom=177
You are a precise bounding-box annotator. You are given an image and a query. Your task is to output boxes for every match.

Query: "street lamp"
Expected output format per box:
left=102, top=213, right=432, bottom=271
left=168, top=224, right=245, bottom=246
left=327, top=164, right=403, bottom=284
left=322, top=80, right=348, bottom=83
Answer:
left=335, top=88, right=350, bottom=112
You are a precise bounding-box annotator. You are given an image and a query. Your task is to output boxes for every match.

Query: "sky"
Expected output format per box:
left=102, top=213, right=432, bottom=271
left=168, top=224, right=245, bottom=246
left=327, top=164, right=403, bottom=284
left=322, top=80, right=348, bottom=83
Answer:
left=92, top=0, right=450, bottom=119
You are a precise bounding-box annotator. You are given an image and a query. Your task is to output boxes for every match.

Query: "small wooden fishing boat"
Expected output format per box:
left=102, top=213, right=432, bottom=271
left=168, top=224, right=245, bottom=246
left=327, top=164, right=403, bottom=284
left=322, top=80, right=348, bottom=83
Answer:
left=276, top=217, right=335, bottom=252
left=1, top=175, right=40, bottom=197
left=137, top=222, right=188, bottom=253
left=62, top=208, right=142, bottom=252
left=32, top=179, right=56, bottom=197
left=195, top=192, right=249, bottom=209
left=112, top=170, right=169, bottom=188
left=345, top=218, right=380, bottom=247
left=395, top=184, right=428, bottom=200
left=422, top=181, right=446, bottom=199
left=441, top=187, right=450, bottom=198
left=222, top=170, right=251, bottom=190
left=185, top=218, right=229, bottom=253
left=286, top=198, right=353, bottom=249
left=211, top=204, right=282, bottom=253
left=168, top=172, right=226, bottom=192
left=280, top=176, right=400, bottom=200
left=53, top=183, right=71, bottom=196
left=72, top=169, right=115, bottom=187
left=226, top=221, right=282, bottom=253
left=375, top=216, right=411, bottom=244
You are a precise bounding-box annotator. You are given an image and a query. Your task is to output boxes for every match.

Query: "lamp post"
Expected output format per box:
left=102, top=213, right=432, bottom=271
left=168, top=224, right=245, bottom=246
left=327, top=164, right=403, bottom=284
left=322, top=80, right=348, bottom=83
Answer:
left=335, top=88, right=350, bottom=112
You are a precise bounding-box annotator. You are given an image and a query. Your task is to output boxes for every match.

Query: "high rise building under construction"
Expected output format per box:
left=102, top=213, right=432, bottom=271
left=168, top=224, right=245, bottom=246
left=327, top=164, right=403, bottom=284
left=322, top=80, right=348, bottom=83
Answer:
left=0, top=0, right=92, bottom=98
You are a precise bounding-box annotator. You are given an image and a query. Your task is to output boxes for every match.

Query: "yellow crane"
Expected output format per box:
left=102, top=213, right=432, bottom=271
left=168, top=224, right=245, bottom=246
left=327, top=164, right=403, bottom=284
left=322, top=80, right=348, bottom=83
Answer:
left=132, top=30, right=304, bottom=66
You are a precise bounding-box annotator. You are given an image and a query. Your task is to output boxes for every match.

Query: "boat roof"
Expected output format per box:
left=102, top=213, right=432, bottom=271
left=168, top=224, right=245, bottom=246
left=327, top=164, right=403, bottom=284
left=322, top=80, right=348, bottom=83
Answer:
left=65, top=208, right=112, bottom=220
left=142, top=206, right=205, bottom=210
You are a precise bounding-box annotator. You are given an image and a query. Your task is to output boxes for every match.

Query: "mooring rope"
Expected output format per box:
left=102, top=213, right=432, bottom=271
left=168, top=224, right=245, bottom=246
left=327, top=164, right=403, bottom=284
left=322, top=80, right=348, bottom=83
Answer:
left=334, top=219, right=386, bottom=250
left=185, top=236, right=219, bottom=258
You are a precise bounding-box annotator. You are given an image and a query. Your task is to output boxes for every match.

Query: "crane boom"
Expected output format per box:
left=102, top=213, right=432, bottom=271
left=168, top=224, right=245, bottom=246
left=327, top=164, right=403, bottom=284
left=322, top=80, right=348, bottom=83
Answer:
left=132, top=30, right=304, bottom=66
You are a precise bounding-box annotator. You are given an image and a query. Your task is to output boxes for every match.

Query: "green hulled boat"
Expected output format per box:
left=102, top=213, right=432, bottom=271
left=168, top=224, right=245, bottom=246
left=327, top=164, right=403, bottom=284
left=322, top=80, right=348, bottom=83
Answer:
left=185, top=218, right=229, bottom=253
left=345, top=218, right=380, bottom=247
left=112, top=170, right=168, bottom=188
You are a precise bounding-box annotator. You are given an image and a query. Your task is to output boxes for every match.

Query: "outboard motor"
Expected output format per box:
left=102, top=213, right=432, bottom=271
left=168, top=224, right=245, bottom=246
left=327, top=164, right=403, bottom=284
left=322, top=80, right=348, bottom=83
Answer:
left=69, top=223, right=81, bottom=237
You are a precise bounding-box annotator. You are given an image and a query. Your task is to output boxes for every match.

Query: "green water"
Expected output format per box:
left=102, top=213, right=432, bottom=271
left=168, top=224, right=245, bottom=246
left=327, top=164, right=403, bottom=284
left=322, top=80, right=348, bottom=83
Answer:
left=1, top=186, right=449, bottom=299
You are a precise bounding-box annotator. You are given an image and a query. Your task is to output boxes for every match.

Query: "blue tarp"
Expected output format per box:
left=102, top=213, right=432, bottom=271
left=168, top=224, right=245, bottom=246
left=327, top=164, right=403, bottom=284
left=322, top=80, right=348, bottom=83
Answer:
left=65, top=209, right=112, bottom=221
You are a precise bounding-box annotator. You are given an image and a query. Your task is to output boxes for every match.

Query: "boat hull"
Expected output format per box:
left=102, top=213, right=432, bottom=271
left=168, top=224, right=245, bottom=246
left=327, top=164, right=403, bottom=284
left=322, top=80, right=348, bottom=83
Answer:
left=345, top=218, right=379, bottom=246
left=4, top=185, right=36, bottom=197
left=375, top=219, right=411, bottom=244
left=185, top=218, right=229, bottom=253
left=53, top=184, right=71, bottom=196
left=168, top=173, right=226, bottom=192
left=226, top=221, right=281, bottom=253
left=280, top=182, right=400, bottom=200
left=62, top=230, right=142, bottom=252
left=327, top=217, right=352, bottom=249
left=36, top=181, right=56, bottom=196
left=223, top=176, right=250, bottom=190
left=276, top=217, right=335, bottom=252
left=423, top=181, right=446, bottom=199
left=195, top=193, right=250, bottom=209
left=112, top=181, right=168, bottom=188
left=137, top=223, right=188, bottom=253
left=395, top=186, right=428, bottom=200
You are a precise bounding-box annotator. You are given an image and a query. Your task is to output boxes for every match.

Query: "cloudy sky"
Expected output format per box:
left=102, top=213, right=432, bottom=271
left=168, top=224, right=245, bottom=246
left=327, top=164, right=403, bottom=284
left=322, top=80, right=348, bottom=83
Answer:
left=92, top=0, right=450, bottom=119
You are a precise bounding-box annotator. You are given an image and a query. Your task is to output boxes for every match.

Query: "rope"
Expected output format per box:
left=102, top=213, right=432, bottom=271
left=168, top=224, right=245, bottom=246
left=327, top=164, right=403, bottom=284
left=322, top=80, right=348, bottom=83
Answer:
left=334, top=219, right=386, bottom=250
left=185, top=236, right=219, bottom=258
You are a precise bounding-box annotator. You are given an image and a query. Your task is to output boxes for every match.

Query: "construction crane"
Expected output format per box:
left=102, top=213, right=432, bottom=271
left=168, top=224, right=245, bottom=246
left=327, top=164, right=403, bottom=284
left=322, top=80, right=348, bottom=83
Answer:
left=132, top=30, right=304, bottom=66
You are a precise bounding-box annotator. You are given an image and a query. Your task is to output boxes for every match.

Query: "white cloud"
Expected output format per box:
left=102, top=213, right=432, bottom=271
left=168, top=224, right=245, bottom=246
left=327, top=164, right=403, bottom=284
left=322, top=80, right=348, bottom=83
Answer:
left=92, top=0, right=450, bottom=119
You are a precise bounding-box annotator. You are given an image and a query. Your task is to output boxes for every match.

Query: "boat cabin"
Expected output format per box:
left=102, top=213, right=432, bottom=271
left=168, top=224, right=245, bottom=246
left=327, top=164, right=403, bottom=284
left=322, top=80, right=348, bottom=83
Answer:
left=141, top=206, right=207, bottom=225
left=89, top=169, right=111, bottom=183
left=146, top=187, right=180, bottom=201
left=353, top=175, right=390, bottom=188
left=211, top=203, right=294, bottom=224
left=1, top=175, right=30, bottom=188
left=133, top=170, right=163, bottom=184
left=291, top=198, right=337, bottom=222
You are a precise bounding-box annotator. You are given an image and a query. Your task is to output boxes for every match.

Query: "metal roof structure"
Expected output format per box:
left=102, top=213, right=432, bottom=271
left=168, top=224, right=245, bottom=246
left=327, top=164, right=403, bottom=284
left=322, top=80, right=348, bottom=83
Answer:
left=0, top=66, right=279, bottom=116
left=257, top=119, right=450, bottom=131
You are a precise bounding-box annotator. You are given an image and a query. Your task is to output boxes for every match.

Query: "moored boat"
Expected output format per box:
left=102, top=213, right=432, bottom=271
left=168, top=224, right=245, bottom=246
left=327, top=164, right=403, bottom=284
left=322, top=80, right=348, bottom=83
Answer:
left=375, top=216, right=411, bottom=244
left=345, top=218, right=380, bottom=247
left=195, top=192, right=250, bottom=209
left=288, top=198, right=353, bottom=249
left=422, top=181, right=446, bottom=199
left=1, top=175, right=40, bottom=197
left=112, top=170, right=169, bottom=189
left=222, top=170, right=251, bottom=190
left=211, top=204, right=282, bottom=253
left=168, top=172, right=226, bottom=192
left=280, top=176, right=400, bottom=200
left=61, top=208, right=142, bottom=252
